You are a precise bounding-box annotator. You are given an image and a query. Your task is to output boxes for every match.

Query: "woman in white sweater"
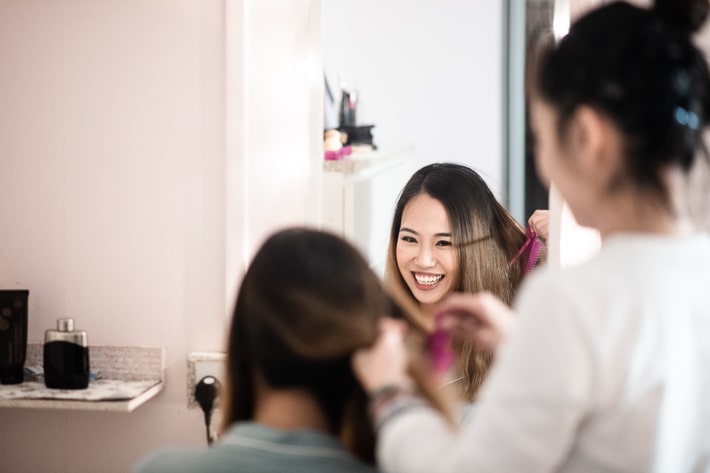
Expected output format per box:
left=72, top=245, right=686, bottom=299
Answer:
left=352, top=1, right=710, bottom=472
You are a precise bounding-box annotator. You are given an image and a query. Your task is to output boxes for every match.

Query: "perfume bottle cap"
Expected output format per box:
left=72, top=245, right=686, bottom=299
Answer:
left=45, top=318, right=88, bottom=347
left=57, top=318, right=74, bottom=332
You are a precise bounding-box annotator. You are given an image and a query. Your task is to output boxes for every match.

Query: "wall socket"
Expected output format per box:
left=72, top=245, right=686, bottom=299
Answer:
left=187, top=351, right=227, bottom=409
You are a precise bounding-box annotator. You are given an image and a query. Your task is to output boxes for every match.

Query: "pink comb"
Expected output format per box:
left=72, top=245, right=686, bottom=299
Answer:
left=509, top=226, right=544, bottom=275
left=428, top=227, right=542, bottom=374
left=428, top=313, right=455, bottom=373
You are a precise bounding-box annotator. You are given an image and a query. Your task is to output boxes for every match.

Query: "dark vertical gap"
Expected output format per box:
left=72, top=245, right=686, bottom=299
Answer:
left=501, top=0, right=511, bottom=208
left=523, top=1, right=554, bottom=220
left=524, top=104, right=548, bottom=218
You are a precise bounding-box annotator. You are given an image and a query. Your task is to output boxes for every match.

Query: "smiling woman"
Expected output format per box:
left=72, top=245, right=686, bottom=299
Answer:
left=385, top=163, right=538, bottom=402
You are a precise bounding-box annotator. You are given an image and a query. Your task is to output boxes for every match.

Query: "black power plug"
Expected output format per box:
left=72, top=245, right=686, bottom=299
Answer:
left=195, top=375, right=221, bottom=445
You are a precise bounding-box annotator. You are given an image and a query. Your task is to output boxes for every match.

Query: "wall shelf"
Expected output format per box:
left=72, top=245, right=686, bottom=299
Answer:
left=323, top=146, right=414, bottom=175
left=0, top=344, right=164, bottom=412
left=322, top=146, right=415, bottom=276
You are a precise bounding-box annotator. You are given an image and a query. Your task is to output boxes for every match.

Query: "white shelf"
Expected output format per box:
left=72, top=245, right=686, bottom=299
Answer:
left=323, top=146, right=414, bottom=175
left=0, top=344, right=164, bottom=412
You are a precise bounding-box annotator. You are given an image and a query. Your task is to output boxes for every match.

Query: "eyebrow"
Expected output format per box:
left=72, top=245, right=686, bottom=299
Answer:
left=399, top=227, right=452, bottom=238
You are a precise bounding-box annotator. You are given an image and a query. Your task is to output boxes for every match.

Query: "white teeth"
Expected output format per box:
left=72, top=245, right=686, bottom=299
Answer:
left=414, top=273, right=443, bottom=285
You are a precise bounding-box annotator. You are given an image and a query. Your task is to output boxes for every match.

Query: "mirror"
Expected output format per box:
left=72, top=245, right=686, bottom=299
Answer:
left=323, top=2, right=510, bottom=204
left=322, top=2, right=551, bottom=227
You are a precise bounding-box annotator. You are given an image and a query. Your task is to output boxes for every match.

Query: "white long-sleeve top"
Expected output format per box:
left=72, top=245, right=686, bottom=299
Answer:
left=378, top=233, right=710, bottom=473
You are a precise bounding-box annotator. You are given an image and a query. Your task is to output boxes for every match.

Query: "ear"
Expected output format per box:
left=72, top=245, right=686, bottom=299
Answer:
left=568, top=106, right=621, bottom=184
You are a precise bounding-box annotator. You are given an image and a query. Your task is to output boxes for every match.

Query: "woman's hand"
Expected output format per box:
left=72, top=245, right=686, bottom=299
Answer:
left=352, top=318, right=411, bottom=392
left=528, top=209, right=550, bottom=241
left=436, top=292, right=516, bottom=353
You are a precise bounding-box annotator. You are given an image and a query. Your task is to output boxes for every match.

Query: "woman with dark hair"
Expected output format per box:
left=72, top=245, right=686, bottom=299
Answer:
left=354, top=1, right=710, bottom=471
left=134, top=228, right=450, bottom=473
left=385, top=163, right=540, bottom=401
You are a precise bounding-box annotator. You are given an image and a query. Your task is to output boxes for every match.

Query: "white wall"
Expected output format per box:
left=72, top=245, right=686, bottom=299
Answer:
left=226, top=0, right=323, bottom=297
left=0, top=1, right=322, bottom=472
left=323, top=0, right=505, bottom=194
left=693, top=20, right=710, bottom=232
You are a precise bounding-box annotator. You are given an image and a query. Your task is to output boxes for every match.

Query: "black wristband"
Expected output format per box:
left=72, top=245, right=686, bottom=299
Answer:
left=367, top=384, right=413, bottom=424
left=367, top=384, right=407, bottom=402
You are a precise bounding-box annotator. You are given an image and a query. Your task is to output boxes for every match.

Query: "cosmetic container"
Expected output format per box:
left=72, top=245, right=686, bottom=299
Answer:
left=338, top=86, right=357, bottom=127
left=0, top=290, right=29, bottom=385
left=44, top=318, right=90, bottom=389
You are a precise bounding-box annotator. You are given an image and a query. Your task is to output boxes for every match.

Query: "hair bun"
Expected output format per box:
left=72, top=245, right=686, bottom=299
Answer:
left=653, top=0, right=710, bottom=34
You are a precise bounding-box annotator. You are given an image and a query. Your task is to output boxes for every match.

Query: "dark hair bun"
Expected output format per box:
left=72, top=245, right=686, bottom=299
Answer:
left=653, top=0, right=709, bottom=34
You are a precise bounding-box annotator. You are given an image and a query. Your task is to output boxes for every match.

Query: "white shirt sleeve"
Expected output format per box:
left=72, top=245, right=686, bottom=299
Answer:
left=377, top=274, right=595, bottom=473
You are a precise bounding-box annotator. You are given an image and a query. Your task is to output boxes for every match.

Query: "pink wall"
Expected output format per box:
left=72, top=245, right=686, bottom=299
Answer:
left=0, top=1, right=322, bottom=472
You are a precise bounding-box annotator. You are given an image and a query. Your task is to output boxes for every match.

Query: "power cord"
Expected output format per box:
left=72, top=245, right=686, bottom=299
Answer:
left=195, top=375, right=221, bottom=445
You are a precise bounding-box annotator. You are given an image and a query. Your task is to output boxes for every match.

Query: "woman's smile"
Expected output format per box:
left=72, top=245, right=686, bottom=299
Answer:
left=412, top=272, right=445, bottom=287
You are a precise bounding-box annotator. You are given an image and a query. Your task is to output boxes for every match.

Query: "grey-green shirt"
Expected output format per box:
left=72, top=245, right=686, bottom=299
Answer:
left=133, top=422, right=379, bottom=473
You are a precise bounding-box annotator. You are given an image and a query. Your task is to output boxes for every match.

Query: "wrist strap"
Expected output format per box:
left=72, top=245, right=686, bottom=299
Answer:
left=367, top=384, right=417, bottom=427
left=368, top=384, right=407, bottom=402
left=373, top=396, right=427, bottom=431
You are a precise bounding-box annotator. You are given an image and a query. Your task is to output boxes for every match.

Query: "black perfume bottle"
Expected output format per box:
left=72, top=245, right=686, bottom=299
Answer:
left=44, top=318, right=90, bottom=389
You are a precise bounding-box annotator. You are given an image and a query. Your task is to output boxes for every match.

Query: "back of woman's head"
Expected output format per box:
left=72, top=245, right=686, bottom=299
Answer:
left=532, top=0, right=710, bottom=203
left=386, top=163, right=527, bottom=305
left=224, top=228, right=388, bottom=460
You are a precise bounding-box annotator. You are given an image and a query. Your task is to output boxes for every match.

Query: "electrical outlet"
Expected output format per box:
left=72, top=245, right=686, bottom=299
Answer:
left=187, top=352, right=227, bottom=409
